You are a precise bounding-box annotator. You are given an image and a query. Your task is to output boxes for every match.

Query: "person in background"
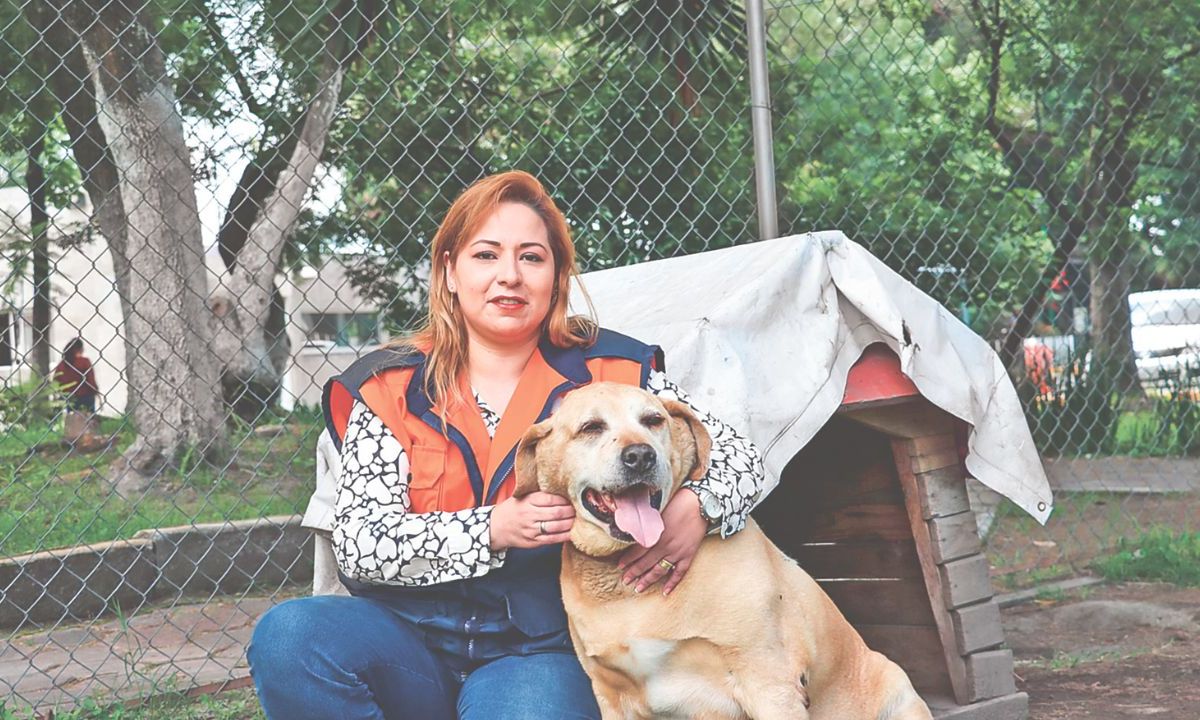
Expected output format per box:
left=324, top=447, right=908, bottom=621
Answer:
left=53, top=337, right=99, bottom=413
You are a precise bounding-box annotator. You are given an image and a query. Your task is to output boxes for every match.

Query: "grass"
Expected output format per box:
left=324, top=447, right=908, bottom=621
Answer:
left=986, top=491, right=1117, bottom=541
left=1015, top=646, right=1154, bottom=671
left=0, top=687, right=264, bottom=720
left=1028, top=406, right=1200, bottom=458
left=1092, top=528, right=1200, bottom=586
left=1021, top=349, right=1199, bottom=458
left=1111, top=409, right=1195, bottom=457
left=0, top=411, right=322, bottom=557
left=986, top=490, right=1200, bottom=590
left=1033, top=586, right=1069, bottom=603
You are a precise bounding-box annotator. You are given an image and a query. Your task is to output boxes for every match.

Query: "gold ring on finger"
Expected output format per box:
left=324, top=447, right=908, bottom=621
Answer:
left=657, top=558, right=676, bottom=572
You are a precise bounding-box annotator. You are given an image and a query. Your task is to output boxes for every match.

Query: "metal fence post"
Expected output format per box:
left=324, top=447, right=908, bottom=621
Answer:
left=746, top=0, right=779, bottom=241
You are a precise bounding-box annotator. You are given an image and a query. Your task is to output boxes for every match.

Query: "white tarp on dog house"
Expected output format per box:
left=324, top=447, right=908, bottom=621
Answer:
left=572, top=230, right=1053, bottom=523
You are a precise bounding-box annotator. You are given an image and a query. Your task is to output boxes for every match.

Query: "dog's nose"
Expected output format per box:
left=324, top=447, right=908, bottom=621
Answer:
left=621, top=443, right=656, bottom=473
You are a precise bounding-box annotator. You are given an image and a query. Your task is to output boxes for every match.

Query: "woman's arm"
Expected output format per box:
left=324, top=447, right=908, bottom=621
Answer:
left=646, top=369, right=766, bottom=538
left=332, top=401, right=506, bottom=586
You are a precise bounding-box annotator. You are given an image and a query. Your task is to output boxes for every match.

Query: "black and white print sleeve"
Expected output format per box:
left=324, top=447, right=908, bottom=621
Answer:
left=331, top=401, right=505, bottom=586
left=646, top=369, right=766, bottom=537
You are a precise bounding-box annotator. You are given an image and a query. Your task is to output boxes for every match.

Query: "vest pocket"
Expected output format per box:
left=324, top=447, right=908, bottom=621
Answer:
left=408, top=444, right=445, bottom=511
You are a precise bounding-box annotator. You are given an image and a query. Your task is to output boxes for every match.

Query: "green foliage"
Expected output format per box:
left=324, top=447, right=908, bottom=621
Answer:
left=0, top=378, right=63, bottom=433
left=1094, top=528, right=1200, bottom=586
left=324, top=0, right=757, bottom=329
left=1, top=0, right=1198, bottom=421
left=1152, top=366, right=1200, bottom=456
left=1110, top=365, right=1200, bottom=456
left=769, top=3, right=1049, bottom=334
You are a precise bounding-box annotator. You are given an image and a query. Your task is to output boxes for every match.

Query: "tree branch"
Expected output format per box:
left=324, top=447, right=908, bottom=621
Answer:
left=212, top=0, right=385, bottom=386
left=198, top=2, right=265, bottom=120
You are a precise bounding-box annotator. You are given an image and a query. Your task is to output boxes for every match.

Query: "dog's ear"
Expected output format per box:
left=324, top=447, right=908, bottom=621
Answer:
left=660, top=399, right=712, bottom=482
left=514, top=420, right=553, bottom=497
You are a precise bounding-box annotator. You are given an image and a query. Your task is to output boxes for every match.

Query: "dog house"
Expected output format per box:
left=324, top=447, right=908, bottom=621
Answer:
left=755, top=344, right=1027, bottom=719
left=571, top=232, right=1052, bottom=718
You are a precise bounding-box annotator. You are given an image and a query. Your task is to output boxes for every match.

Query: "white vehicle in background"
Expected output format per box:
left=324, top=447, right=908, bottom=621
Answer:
left=1129, top=288, right=1200, bottom=386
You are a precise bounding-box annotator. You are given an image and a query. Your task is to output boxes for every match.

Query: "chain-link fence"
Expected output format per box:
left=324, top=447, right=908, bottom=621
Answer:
left=1, top=0, right=1197, bottom=714
left=763, top=0, right=1200, bottom=594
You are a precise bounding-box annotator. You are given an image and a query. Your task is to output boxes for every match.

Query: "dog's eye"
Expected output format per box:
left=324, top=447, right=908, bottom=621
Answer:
left=641, top=414, right=666, bottom=428
left=578, top=419, right=607, bottom=435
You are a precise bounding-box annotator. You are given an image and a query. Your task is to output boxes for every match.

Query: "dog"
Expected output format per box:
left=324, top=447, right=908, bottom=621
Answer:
left=514, top=382, right=933, bottom=720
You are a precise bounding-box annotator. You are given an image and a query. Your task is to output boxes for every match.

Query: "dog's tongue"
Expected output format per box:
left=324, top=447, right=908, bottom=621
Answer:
left=613, top=487, right=663, bottom=547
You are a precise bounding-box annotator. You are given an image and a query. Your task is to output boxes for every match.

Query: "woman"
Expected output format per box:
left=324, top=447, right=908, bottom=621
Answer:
left=249, top=171, right=766, bottom=719
left=53, top=338, right=99, bottom=413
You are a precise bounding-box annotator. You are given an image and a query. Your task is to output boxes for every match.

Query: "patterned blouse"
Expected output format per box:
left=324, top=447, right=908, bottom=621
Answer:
left=332, top=369, right=766, bottom=586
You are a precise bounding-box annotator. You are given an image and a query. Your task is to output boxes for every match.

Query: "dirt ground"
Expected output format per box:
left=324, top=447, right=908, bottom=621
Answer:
left=1004, top=581, right=1200, bottom=719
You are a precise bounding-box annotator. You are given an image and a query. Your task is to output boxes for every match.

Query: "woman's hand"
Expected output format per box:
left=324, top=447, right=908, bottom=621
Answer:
left=489, top=491, right=575, bottom=550
left=618, top=488, right=708, bottom=596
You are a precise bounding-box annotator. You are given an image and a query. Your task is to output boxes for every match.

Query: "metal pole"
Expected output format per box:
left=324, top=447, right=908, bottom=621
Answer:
left=745, top=0, right=779, bottom=240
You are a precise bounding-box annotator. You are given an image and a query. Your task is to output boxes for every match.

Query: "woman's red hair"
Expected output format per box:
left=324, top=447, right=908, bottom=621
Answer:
left=393, top=171, right=597, bottom=410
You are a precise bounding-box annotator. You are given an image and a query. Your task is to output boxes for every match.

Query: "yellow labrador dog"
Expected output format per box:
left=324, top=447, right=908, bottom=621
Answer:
left=515, top=382, right=932, bottom=720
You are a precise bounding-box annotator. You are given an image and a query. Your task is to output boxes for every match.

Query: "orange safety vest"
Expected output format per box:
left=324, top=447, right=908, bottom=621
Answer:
left=322, top=329, right=662, bottom=513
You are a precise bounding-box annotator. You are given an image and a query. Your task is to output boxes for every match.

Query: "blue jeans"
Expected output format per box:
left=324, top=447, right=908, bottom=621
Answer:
left=248, top=595, right=601, bottom=720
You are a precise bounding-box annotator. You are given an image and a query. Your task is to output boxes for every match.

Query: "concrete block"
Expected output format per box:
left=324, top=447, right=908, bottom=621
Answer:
left=136, top=514, right=311, bottom=597
left=933, top=692, right=1028, bottom=719
left=0, top=538, right=159, bottom=629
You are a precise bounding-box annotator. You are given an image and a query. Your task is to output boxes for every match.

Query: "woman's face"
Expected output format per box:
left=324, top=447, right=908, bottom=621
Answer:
left=446, top=202, right=557, bottom=349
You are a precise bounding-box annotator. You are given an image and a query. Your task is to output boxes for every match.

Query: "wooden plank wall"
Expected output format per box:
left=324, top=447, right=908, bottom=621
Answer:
left=755, top=418, right=953, bottom=698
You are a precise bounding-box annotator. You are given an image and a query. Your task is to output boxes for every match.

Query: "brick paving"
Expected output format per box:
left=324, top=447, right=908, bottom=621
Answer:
left=1043, top=456, right=1199, bottom=494
left=1, top=594, right=292, bottom=714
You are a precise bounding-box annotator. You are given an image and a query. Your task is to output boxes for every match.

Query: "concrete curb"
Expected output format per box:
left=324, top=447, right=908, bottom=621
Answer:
left=0, top=515, right=312, bottom=629
left=994, top=576, right=1105, bottom=609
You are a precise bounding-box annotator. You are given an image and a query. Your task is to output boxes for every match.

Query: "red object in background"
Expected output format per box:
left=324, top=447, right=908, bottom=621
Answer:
left=53, top=355, right=98, bottom=399
left=1023, top=343, right=1053, bottom=396
left=1050, top=269, right=1070, bottom=293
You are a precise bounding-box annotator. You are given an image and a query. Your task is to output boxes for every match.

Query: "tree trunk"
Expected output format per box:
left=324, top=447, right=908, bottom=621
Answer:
left=1084, top=68, right=1145, bottom=396
left=57, top=0, right=224, bottom=492
left=214, top=147, right=296, bottom=418
left=1088, top=247, right=1140, bottom=392
left=23, top=115, right=52, bottom=379
left=208, top=50, right=345, bottom=412
left=44, top=0, right=378, bottom=448
left=673, top=47, right=699, bottom=119
left=44, top=22, right=139, bottom=413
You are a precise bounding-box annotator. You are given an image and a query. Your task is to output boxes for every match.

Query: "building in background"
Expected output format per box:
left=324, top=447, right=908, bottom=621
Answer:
left=279, top=257, right=392, bottom=411
left=0, top=187, right=127, bottom=415
left=1, top=187, right=390, bottom=416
